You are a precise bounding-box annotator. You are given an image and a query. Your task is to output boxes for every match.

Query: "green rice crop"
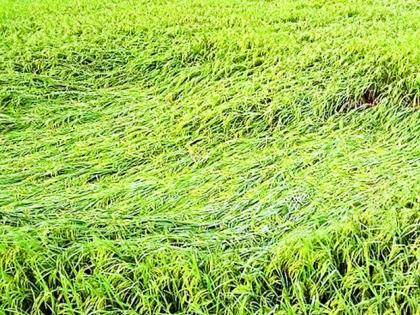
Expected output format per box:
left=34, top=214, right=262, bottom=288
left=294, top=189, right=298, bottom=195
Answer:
left=0, top=0, right=419, bottom=313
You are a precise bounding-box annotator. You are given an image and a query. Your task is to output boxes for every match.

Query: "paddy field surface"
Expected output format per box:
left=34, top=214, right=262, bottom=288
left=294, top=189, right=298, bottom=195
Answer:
left=0, top=0, right=419, bottom=313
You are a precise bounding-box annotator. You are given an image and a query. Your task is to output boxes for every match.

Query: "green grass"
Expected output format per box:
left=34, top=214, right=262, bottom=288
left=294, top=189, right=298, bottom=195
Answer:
left=0, top=0, right=419, bottom=313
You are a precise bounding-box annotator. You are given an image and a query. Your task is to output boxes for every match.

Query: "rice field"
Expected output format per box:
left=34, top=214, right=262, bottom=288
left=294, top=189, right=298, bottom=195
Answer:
left=0, top=0, right=419, bottom=313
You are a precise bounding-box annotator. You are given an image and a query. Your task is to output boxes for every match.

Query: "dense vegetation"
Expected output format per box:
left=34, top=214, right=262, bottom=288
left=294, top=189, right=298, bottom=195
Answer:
left=0, top=0, right=419, bottom=313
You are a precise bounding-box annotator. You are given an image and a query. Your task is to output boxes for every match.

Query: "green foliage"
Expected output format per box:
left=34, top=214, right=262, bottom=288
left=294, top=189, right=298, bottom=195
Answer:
left=0, top=0, right=419, bottom=313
